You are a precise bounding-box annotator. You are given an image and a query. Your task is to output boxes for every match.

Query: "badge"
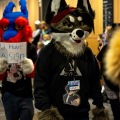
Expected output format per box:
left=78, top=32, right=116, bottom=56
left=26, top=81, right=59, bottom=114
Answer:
left=68, top=80, right=80, bottom=90
left=63, top=80, right=81, bottom=106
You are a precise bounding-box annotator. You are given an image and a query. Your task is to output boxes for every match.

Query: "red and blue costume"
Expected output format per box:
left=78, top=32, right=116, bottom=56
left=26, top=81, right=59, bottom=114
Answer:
left=0, top=0, right=37, bottom=120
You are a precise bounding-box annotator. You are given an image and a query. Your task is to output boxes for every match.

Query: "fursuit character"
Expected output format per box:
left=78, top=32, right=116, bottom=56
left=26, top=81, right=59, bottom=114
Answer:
left=0, top=0, right=37, bottom=120
left=34, top=0, right=109, bottom=120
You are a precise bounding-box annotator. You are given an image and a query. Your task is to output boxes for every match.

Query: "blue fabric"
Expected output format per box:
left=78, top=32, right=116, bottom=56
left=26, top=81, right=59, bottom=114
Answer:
left=3, top=0, right=28, bottom=19
left=3, top=29, right=17, bottom=40
left=2, top=92, right=34, bottom=120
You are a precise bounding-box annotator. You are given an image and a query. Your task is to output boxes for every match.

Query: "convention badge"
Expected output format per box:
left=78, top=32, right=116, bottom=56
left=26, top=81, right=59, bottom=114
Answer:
left=68, top=80, right=80, bottom=90
left=63, top=80, right=81, bottom=106
left=63, top=81, right=81, bottom=107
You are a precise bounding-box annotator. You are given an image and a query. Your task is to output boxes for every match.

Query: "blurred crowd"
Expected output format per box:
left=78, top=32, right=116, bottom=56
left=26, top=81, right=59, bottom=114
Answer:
left=32, top=20, right=52, bottom=55
left=96, top=23, right=120, bottom=120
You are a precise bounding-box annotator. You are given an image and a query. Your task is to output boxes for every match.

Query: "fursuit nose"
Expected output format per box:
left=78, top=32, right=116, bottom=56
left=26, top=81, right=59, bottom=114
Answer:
left=76, top=30, right=84, bottom=38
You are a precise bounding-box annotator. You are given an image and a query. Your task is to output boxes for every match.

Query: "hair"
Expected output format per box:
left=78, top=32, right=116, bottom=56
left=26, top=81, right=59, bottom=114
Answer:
left=37, top=41, right=44, bottom=49
left=98, top=34, right=102, bottom=39
left=112, top=23, right=120, bottom=29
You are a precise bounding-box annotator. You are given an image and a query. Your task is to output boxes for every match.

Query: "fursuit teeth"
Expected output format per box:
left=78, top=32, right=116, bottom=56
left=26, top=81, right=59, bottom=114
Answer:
left=104, top=28, right=120, bottom=85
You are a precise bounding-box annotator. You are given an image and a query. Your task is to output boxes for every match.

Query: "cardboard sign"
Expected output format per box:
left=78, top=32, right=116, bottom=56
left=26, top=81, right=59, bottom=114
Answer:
left=0, top=42, right=27, bottom=63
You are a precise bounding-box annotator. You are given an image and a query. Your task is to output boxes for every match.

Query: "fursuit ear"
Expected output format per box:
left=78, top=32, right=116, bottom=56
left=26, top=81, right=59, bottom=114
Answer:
left=3, top=2, right=15, bottom=17
left=19, top=0, right=28, bottom=18
left=77, top=0, right=95, bottom=19
left=77, top=0, right=95, bottom=32
left=45, top=0, right=67, bottom=24
left=3, top=0, right=28, bottom=19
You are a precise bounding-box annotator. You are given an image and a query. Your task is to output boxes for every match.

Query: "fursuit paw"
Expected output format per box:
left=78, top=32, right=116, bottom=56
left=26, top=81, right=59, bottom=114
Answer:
left=38, top=107, right=64, bottom=120
left=20, top=58, right=34, bottom=74
left=0, top=58, right=8, bottom=74
left=92, top=107, right=110, bottom=120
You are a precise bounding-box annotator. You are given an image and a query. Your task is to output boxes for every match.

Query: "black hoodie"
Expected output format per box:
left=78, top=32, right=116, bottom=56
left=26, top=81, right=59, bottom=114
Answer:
left=34, top=41, right=103, bottom=117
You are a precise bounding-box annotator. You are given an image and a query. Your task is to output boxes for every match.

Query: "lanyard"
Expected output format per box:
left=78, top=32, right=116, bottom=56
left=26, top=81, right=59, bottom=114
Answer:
left=73, top=59, right=77, bottom=80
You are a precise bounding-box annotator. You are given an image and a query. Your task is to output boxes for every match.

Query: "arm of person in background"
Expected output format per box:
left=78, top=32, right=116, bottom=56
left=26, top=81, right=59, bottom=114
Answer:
left=32, top=29, right=41, bottom=38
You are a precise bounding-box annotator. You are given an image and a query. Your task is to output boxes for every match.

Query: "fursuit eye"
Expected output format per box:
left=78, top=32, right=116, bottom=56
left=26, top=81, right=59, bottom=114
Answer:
left=63, top=21, right=68, bottom=26
left=15, top=25, right=23, bottom=30
left=2, top=26, right=8, bottom=31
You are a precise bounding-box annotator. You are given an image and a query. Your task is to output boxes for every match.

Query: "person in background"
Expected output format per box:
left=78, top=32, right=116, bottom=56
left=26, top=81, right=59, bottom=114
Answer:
left=97, top=34, right=103, bottom=51
left=42, top=34, right=51, bottom=45
left=37, top=41, right=45, bottom=55
left=32, top=20, right=41, bottom=46
left=97, top=33, right=108, bottom=102
left=39, top=21, right=51, bottom=42
left=102, top=25, right=112, bottom=46
left=96, top=23, right=120, bottom=120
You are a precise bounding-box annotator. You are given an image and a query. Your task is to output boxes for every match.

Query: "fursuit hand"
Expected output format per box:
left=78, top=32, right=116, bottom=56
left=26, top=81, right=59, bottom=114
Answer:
left=0, top=58, right=8, bottom=74
left=92, top=107, right=110, bottom=120
left=20, top=58, right=34, bottom=74
left=38, top=107, right=64, bottom=120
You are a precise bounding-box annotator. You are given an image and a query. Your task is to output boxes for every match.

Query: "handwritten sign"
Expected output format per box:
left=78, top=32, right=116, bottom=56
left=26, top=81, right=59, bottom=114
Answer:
left=103, top=0, right=113, bottom=30
left=0, top=42, right=27, bottom=63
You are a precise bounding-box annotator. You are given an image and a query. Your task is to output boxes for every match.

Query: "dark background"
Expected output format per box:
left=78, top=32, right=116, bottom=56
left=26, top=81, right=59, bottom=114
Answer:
left=103, top=0, right=113, bottom=31
left=41, top=0, right=50, bottom=20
